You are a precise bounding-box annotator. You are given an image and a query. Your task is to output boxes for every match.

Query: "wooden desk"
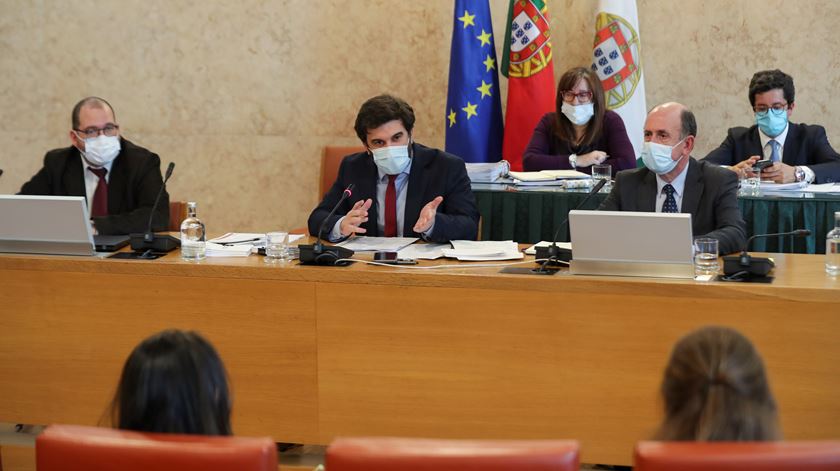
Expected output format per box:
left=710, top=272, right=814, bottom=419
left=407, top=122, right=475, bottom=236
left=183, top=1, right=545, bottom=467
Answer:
left=2, top=251, right=839, bottom=465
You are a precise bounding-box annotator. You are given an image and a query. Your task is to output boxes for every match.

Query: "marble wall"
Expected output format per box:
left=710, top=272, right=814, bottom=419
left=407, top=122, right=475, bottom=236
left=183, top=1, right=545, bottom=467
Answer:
left=2, top=0, right=838, bottom=231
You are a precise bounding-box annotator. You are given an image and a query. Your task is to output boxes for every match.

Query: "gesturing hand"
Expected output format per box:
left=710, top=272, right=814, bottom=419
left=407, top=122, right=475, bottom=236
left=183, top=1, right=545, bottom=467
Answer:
left=339, top=198, right=373, bottom=236
left=413, top=196, right=443, bottom=233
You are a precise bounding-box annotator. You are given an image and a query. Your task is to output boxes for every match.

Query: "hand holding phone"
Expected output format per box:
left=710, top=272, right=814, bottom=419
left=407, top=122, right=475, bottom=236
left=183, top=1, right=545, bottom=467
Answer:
left=752, top=159, right=773, bottom=172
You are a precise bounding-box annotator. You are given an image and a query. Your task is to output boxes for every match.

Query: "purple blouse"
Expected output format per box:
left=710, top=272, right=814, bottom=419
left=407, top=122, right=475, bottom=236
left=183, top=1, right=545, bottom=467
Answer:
left=522, top=110, right=636, bottom=173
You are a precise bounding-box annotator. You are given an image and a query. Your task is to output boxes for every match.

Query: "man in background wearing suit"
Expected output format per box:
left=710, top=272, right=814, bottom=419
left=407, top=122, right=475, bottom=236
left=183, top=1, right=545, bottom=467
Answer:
left=599, top=102, right=746, bottom=254
left=19, top=96, right=168, bottom=235
left=308, top=94, right=479, bottom=243
left=704, top=69, right=840, bottom=183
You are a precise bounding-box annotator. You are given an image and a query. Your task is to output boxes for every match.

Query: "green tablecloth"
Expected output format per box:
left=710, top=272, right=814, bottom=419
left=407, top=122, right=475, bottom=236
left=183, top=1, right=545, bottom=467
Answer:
left=472, top=183, right=840, bottom=254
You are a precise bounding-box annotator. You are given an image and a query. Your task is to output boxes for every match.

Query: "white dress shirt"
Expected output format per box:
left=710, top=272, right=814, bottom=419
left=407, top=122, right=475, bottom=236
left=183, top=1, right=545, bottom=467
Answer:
left=655, top=162, right=689, bottom=213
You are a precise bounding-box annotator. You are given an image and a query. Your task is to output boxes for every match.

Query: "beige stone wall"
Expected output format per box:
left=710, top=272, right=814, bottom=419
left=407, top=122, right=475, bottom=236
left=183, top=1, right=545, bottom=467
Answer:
left=2, top=0, right=838, bottom=231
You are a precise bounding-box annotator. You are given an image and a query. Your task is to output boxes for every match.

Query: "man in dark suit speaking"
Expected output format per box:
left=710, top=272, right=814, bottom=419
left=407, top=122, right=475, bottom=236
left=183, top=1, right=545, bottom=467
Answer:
left=308, top=94, right=479, bottom=243
left=19, top=97, right=168, bottom=235
left=599, top=102, right=746, bottom=254
left=704, top=69, right=840, bottom=183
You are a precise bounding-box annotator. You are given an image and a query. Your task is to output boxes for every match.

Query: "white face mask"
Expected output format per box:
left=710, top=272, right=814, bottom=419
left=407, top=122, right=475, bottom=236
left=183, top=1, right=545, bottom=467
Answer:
left=640, top=137, right=686, bottom=175
left=561, top=102, right=595, bottom=126
left=371, top=144, right=411, bottom=175
left=81, top=135, right=121, bottom=167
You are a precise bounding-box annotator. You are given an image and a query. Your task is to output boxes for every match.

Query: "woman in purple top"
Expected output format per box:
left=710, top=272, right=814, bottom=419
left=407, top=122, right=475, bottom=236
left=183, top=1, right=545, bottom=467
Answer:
left=522, top=67, right=636, bottom=173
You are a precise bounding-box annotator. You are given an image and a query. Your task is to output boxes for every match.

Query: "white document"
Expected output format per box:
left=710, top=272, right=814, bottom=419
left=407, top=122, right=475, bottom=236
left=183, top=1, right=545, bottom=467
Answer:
left=760, top=181, right=808, bottom=191
left=337, top=236, right=419, bottom=252
left=509, top=170, right=556, bottom=182
left=204, top=242, right=253, bottom=257
left=210, top=232, right=305, bottom=245
left=397, top=243, right=449, bottom=260
left=542, top=169, right=591, bottom=179
left=524, top=241, right=573, bottom=255
left=805, top=183, right=840, bottom=193
left=442, top=240, right=524, bottom=261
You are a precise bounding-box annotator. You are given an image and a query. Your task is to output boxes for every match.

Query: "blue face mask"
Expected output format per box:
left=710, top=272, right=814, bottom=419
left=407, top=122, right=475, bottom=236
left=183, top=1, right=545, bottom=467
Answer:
left=372, top=143, right=411, bottom=175
left=755, top=109, right=788, bottom=137
left=640, top=138, right=686, bottom=175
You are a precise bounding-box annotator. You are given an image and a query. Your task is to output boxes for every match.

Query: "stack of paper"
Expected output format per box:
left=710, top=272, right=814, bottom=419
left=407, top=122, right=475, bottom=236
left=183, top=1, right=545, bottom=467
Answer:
left=337, top=236, right=418, bottom=252
left=509, top=170, right=590, bottom=186
left=760, top=181, right=808, bottom=191
left=205, top=242, right=253, bottom=257
left=466, top=160, right=510, bottom=183
left=442, top=240, right=523, bottom=261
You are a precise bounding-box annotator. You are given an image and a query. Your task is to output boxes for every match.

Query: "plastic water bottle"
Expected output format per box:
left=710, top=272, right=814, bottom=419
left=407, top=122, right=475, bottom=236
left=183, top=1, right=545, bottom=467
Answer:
left=827, top=211, right=840, bottom=276
left=180, top=202, right=206, bottom=261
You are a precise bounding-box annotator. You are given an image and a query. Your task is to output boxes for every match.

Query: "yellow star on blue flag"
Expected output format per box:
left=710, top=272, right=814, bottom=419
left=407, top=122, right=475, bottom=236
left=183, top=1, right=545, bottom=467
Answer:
left=445, top=0, right=503, bottom=163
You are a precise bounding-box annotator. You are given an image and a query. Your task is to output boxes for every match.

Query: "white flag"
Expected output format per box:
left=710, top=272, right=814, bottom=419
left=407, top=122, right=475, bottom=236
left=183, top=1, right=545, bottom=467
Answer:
left=592, top=0, right=646, bottom=162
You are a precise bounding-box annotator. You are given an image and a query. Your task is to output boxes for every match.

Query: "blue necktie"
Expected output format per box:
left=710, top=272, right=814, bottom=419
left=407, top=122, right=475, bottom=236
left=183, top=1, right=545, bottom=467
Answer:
left=662, top=184, right=678, bottom=213
left=769, top=139, right=781, bottom=163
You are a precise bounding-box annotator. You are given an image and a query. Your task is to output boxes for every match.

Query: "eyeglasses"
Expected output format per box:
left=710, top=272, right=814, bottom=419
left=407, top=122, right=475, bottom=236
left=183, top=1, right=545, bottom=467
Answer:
left=73, top=124, right=120, bottom=139
left=561, top=90, right=593, bottom=103
left=753, top=103, right=787, bottom=116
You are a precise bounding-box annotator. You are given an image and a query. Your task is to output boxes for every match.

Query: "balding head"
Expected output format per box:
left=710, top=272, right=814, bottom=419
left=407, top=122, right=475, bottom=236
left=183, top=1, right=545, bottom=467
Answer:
left=643, top=102, right=696, bottom=181
left=71, top=97, right=115, bottom=130
left=648, top=102, right=696, bottom=141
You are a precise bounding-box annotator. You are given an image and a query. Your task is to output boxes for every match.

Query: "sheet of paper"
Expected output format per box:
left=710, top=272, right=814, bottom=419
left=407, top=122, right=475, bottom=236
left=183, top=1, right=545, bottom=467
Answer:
left=513, top=179, right=566, bottom=186
left=208, top=232, right=266, bottom=244
left=759, top=181, right=808, bottom=191
left=542, top=169, right=592, bottom=179
left=524, top=241, right=573, bottom=255
left=205, top=242, right=253, bottom=257
left=508, top=171, right=556, bottom=182
left=804, top=183, right=840, bottom=193
left=397, top=243, right=449, bottom=260
left=337, top=236, right=419, bottom=252
left=443, top=240, right=523, bottom=261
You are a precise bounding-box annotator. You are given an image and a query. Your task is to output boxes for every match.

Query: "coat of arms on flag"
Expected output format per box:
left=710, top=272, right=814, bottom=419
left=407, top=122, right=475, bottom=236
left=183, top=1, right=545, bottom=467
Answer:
left=591, top=13, right=642, bottom=109
left=505, top=0, right=552, bottom=78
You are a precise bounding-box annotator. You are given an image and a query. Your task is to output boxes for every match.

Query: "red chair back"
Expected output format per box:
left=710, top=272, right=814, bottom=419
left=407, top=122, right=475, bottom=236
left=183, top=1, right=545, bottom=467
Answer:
left=36, top=424, right=277, bottom=471
left=321, top=146, right=364, bottom=198
left=635, top=441, right=840, bottom=471
left=326, top=437, right=579, bottom=470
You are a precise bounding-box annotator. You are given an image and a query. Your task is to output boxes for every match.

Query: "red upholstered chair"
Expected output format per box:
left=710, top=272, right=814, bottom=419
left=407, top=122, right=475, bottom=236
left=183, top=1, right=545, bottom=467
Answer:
left=326, top=437, right=579, bottom=470
left=634, top=441, right=840, bottom=471
left=36, top=424, right=277, bottom=471
left=321, top=146, right=364, bottom=199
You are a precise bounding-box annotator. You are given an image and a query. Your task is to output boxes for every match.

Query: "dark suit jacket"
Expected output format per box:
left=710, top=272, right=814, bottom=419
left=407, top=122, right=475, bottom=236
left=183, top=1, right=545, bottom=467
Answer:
left=598, top=158, right=746, bottom=254
left=308, top=143, right=479, bottom=243
left=704, top=123, right=840, bottom=183
left=19, top=138, right=169, bottom=235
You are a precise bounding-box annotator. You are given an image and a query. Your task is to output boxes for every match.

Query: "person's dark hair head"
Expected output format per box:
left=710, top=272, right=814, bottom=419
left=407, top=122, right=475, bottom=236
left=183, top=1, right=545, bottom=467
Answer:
left=72, top=96, right=116, bottom=129
left=110, top=329, right=232, bottom=435
left=748, top=70, right=795, bottom=107
left=655, top=326, right=780, bottom=441
left=679, top=108, right=697, bottom=140
left=553, top=67, right=606, bottom=148
left=354, top=94, right=415, bottom=143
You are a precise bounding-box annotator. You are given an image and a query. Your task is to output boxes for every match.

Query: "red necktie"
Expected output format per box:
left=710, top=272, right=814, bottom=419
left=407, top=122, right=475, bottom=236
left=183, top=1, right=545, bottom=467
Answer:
left=88, top=167, right=109, bottom=217
left=384, top=175, right=397, bottom=237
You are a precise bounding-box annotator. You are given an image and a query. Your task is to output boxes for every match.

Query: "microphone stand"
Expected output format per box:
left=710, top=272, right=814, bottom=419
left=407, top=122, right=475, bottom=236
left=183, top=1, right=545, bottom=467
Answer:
left=722, top=229, right=811, bottom=280
left=129, top=162, right=180, bottom=255
left=299, top=184, right=356, bottom=266
left=533, top=178, right=607, bottom=275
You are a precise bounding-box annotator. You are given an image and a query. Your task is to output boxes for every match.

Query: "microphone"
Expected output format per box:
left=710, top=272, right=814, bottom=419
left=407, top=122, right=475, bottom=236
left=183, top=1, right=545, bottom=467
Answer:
left=129, top=162, right=180, bottom=254
left=534, top=178, right=607, bottom=273
left=722, top=228, right=811, bottom=278
left=299, top=184, right=356, bottom=266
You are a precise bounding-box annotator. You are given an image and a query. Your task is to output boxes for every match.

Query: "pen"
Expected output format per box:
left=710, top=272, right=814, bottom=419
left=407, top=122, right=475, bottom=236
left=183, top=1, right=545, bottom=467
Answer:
left=222, top=238, right=263, bottom=246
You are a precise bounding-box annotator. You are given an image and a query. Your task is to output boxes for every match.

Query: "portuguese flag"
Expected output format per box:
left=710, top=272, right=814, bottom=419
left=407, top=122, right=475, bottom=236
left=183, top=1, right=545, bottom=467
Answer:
left=502, top=0, right=556, bottom=171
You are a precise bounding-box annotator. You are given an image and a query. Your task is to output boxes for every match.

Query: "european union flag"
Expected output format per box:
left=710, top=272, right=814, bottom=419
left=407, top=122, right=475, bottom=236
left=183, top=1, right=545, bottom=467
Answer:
left=445, top=0, right=504, bottom=163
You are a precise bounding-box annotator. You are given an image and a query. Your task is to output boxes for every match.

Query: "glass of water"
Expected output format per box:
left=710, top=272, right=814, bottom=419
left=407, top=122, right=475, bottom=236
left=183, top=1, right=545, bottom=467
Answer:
left=592, top=164, right=612, bottom=191
left=265, top=231, right=289, bottom=263
left=694, top=237, right=720, bottom=277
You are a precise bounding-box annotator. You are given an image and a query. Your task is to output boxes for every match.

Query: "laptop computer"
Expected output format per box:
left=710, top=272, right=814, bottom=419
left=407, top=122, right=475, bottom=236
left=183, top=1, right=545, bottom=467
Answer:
left=0, top=195, right=129, bottom=255
left=568, top=209, right=695, bottom=279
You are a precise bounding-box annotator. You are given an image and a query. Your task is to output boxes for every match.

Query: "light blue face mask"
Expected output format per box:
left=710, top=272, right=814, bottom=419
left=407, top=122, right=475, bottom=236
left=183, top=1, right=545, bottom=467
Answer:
left=755, top=108, right=788, bottom=138
left=640, top=137, right=686, bottom=175
left=372, top=143, right=411, bottom=175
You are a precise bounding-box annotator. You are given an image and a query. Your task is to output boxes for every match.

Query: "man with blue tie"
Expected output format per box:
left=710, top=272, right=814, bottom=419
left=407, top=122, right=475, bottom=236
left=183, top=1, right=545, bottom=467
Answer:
left=308, top=94, right=479, bottom=243
left=599, top=102, right=746, bottom=254
left=704, top=69, right=840, bottom=183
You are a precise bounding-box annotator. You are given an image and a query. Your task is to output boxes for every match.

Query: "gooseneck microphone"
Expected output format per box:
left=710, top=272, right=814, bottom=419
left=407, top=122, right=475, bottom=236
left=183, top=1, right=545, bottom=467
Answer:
left=129, top=162, right=180, bottom=254
left=534, top=178, right=607, bottom=273
left=722, top=228, right=811, bottom=278
left=299, top=184, right=356, bottom=266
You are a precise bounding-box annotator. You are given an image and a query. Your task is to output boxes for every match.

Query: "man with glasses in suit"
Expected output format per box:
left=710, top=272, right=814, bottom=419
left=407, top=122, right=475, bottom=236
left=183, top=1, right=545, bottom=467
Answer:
left=704, top=69, right=840, bottom=184
left=19, top=96, right=168, bottom=235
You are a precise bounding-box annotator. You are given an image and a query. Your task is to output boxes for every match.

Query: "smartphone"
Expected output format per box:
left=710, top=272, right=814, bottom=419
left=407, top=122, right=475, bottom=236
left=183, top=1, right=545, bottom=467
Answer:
left=752, top=159, right=773, bottom=171
left=373, top=251, right=417, bottom=265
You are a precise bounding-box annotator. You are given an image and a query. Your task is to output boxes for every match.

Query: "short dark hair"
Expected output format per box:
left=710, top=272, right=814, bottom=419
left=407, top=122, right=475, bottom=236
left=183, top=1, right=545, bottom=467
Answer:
left=748, top=70, right=795, bottom=107
left=655, top=326, right=780, bottom=441
left=354, top=94, right=415, bottom=143
left=72, top=96, right=116, bottom=129
left=110, top=329, right=232, bottom=435
left=680, top=108, right=697, bottom=140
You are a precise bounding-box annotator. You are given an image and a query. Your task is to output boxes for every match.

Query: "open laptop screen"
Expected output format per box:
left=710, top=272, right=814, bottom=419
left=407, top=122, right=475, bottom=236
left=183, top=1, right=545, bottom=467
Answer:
left=0, top=195, right=96, bottom=256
